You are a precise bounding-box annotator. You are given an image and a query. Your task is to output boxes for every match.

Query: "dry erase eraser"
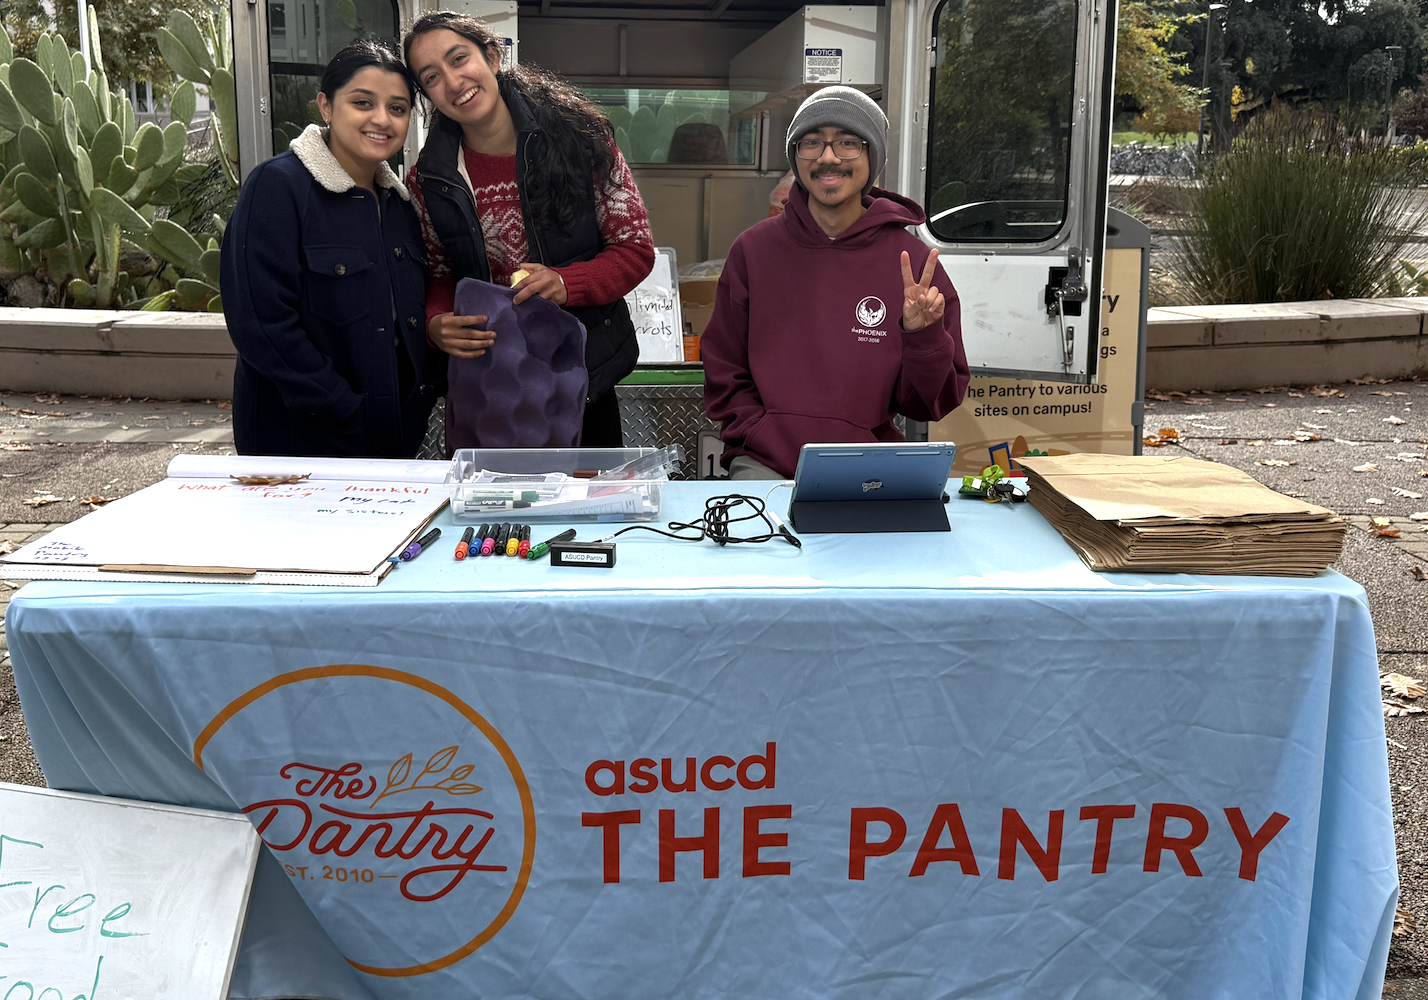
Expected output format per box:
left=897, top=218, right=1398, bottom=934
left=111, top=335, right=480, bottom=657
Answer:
left=549, top=540, right=616, bottom=568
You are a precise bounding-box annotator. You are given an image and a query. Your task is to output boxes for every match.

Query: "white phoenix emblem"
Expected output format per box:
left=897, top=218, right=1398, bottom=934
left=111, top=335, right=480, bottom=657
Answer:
left=855, top=296, right=887, bottom=328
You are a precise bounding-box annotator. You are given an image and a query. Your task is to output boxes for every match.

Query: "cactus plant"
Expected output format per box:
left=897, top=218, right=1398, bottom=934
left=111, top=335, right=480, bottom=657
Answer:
left=155, top=10, right=238, bottom=191
left=0, top=16, right=222, bottom=308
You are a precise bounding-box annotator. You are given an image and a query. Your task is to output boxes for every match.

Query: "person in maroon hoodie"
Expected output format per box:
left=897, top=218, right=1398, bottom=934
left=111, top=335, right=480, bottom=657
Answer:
left=702, top=86, right=970, bottom=480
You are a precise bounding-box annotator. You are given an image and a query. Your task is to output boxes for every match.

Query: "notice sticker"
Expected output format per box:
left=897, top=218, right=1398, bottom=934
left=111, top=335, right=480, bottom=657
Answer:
left=805, top=48, right=842, bottom=84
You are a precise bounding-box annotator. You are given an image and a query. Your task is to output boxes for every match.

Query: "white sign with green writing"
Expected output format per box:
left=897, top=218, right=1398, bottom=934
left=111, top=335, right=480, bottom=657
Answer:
left=0, top=782, right=260, bottom=999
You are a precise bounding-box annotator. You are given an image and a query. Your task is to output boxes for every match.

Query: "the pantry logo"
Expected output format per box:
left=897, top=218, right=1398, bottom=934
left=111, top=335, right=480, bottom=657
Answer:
left=194, top=665, right=535, bottom=978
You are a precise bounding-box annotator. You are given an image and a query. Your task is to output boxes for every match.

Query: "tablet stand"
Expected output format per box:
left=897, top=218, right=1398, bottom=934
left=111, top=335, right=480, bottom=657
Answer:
left=788, top=499, right=951, bottom=533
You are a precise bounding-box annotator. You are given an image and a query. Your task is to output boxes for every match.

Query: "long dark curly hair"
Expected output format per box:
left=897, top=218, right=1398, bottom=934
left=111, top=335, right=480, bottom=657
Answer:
left=403, top=11, right=617, bottom=232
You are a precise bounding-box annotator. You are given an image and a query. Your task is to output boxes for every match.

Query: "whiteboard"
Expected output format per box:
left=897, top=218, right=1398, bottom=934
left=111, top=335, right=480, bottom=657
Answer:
left=626, top=246, right=684, bottom=363
left=0, top=457, right=451, bottom=585
left=0, top=782, right=260, bottom=999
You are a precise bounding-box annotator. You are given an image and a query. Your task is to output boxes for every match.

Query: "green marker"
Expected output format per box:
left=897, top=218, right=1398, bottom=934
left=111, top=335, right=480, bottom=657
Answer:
left=526, top=529, right=577, bottom=560
left=465, top=490, right=540, bottom=502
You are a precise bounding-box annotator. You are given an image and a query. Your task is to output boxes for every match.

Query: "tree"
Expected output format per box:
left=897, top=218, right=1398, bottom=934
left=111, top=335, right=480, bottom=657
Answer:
left=1161, top=0, right=1428, bottom=142
left=1, top=0, right=219, bottom=98
left=1116, top=0, right=1204, bottom=135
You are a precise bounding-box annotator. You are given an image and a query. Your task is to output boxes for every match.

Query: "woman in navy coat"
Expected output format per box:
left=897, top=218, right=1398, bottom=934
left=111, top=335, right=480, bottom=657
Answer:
left=221, top=41, right=445, bottom=457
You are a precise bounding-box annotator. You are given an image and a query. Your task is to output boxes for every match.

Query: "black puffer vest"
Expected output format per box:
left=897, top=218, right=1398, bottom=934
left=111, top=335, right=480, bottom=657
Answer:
left=413, top=83, right=639, bottom=402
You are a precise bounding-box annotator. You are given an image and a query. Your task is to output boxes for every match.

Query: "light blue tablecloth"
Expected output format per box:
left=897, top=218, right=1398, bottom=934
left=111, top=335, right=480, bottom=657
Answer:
left=6, top=483, right=1395, bottom=1000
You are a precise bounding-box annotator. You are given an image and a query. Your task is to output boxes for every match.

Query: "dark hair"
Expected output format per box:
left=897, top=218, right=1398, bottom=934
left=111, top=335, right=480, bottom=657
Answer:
left=402, top=11, right=616, bottom=231
left=319, top=39, right=415, bottom=103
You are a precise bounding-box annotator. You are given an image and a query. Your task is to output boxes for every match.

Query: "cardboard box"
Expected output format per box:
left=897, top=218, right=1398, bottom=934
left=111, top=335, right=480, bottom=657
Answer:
left=679, top=277, right=719, bottom=337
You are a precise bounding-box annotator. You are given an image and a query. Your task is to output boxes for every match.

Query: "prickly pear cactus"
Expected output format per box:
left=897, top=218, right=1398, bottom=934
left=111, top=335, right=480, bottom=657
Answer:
left=0, top=14, right=224, bottom=310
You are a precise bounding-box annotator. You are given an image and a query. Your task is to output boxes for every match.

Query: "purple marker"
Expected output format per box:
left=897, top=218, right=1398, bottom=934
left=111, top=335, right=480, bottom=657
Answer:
left=392, top=527, right=442, bottom=563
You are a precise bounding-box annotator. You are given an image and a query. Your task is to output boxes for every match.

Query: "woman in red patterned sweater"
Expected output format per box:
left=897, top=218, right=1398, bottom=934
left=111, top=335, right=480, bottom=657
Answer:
left=404, top=11, right=655, bottom=448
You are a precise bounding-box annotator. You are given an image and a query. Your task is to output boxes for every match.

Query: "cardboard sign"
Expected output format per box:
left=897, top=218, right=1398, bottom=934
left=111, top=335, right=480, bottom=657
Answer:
left=0, top=783, right=260, bottom=999
left=933, top=246, right=1143, bottom=474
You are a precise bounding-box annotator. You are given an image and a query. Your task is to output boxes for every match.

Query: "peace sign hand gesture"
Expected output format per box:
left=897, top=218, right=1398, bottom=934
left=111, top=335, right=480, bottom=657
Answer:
left=901, top=248, right=945, bottom=332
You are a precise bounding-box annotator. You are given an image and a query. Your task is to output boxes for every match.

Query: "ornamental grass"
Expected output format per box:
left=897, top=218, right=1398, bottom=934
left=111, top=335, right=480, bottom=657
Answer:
left=1179, top=108, right=1428, bottom=303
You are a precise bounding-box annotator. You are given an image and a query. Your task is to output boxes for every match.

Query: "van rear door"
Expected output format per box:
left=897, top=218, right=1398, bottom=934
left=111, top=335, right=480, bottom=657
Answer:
left=892, top=0, right=1116, bottom=381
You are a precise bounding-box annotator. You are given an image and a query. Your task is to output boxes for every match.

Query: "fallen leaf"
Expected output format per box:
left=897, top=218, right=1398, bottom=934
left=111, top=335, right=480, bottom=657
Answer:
left=1179, top=397, right=1213, bottom=405
left=1410, top=512, right=1428, bottom=520
left=1354, top=463, right=1380, bottom=472
left=1385, top=416, right=1407, bottom=425
left=1351, top=376, right=1393, bottom=385
left=1376, top=528, right=1402, bottom=537
left=1393, top=488, right=1424, bottom=499
left=21, top=494, right=62, bottom=507
left=1315, top=408, right=1336, bottom=414
left=1368, top=498, right=1386, bottom=505
left=1259, top=459, right=1296, bottom=466
left=1219, top=438, right=1239, bottom=445
left=1293, top=433, right=1322, bottom=442
left=42, top=411, right=67, bottom=418
left=1385, top=700, right=1426, bottom=717
left=1287, top=391, right=1305, bottom=398
left=230, top=474, right=312, bottom=486
left=1157, top=428, right=1179, bottom=439
left=1372, top=517, right=1394, bottom=528
left=1311, top=386, right=1346, bottom=397
left=1226, top=397, right=1248, bottom=402
left=77, top=496, right=118, bottom=506
left=0, top=443, right=34, bottom=452
left=1412, top=565, right=1428, bottom=580
left=1263, top=403, right=1278, bottom=408
left=1302, top=423, right=1329, bottom=430
left=1245, top=440, right=1265, bottom=446
left=1372, top=390, right=1395, bottom=396
left=1146, top=392, right=1173, bottom=401
left=217, top=400, right=233, bottom=409
left=0, top=541, right=17, bottom=555
left=1284, top=491, right=1307, bottom=497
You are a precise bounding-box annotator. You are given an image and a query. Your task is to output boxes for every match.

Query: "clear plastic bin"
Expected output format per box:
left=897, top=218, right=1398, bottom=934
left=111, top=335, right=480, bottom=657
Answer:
left=445, top=448, right=669, bottom=524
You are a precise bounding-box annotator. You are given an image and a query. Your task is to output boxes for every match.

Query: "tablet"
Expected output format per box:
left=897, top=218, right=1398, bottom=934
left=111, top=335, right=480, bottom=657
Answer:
left=787, top=442, right=957, bottom=533
left=790, top=442, right=958, bottom=503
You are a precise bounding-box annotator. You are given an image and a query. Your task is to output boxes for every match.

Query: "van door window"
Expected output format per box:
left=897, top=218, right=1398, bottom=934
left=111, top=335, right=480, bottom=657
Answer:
left=266, top=0, right=400, bottom=153
left=925, top=0, right=1077, bottom=243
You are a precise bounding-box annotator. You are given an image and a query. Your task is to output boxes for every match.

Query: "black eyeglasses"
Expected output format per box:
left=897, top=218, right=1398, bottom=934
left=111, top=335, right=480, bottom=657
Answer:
left=794, top=137, right=866, bottom=161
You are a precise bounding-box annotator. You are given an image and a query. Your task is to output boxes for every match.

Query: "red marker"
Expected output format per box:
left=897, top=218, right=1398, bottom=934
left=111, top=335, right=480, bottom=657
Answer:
left=455, top=526, right=475, bottom=560
left=517, top=525, right=531, bottom=558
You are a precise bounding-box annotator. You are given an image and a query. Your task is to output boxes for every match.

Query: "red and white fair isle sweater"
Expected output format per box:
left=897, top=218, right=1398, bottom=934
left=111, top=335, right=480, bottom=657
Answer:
left=407, top=145, right=654, bottom=326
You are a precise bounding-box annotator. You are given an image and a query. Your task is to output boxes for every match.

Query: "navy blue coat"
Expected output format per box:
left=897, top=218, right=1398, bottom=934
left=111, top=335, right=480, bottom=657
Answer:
left=221, top=139, right=445, bottom=457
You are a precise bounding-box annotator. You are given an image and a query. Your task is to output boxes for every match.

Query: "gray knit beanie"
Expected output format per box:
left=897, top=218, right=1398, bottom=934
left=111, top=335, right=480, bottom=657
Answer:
left=785, top=86, right=888, bottom=194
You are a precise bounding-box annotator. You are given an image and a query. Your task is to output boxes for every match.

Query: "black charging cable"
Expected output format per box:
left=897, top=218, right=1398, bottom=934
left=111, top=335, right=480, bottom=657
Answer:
left=596, top=493, right=801, bottom=548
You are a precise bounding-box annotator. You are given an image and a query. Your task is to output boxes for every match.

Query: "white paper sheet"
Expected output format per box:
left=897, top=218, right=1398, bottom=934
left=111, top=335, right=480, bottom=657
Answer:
left=1, top=477, right=447, bottom=576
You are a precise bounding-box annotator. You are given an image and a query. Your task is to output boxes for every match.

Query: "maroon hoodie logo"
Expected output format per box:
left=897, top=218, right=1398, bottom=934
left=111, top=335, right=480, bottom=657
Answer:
left=855, top=296, right=887, bottom=328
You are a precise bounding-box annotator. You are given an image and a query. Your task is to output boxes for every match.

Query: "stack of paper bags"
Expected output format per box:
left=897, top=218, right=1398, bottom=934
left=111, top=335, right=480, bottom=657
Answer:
left=1016, top=453, right=1347, bottom=577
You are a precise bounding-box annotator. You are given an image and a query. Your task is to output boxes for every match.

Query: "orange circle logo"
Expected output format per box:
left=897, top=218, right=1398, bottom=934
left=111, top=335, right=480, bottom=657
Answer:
left=194, top=665, right=536, bottom=977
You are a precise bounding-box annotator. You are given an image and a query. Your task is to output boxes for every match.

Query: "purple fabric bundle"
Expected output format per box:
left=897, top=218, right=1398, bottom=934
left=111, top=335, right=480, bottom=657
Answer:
left=446, top=278, right=588, bottom=450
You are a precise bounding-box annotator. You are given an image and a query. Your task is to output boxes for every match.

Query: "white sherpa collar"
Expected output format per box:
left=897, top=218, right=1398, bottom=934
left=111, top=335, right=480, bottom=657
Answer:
left=290, top=123, right=410, bottom=201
